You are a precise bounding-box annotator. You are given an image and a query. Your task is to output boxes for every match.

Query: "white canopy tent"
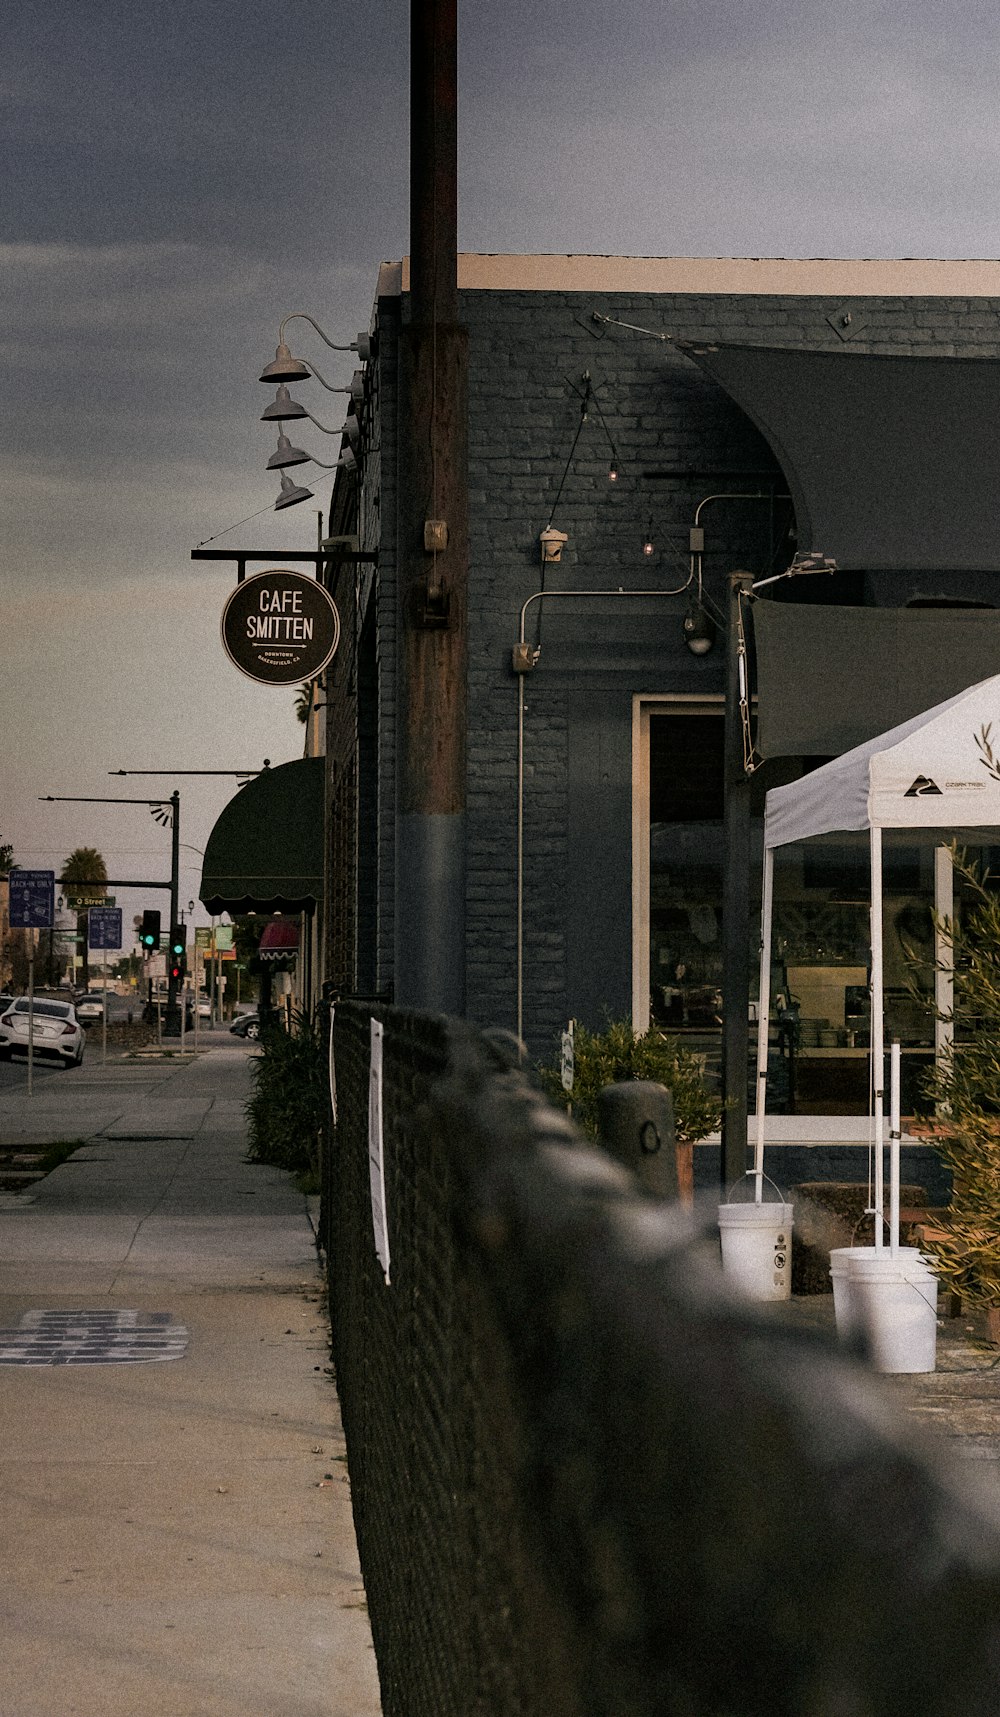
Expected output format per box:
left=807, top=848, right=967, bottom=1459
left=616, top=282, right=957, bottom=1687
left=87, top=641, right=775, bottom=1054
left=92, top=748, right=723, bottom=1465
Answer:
left=752, top=672, right=1000, bottom=1247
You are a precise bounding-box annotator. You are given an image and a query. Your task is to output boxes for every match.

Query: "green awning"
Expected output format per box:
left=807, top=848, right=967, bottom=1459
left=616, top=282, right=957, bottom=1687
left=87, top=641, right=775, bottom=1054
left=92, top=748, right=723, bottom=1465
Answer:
left=200, top=757, right=324, bottom=914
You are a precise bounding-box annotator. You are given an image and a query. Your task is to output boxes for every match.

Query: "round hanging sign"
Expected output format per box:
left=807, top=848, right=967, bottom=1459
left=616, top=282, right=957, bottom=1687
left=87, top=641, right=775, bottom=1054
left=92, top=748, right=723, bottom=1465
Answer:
left=221, top=568, right=340, bottom=686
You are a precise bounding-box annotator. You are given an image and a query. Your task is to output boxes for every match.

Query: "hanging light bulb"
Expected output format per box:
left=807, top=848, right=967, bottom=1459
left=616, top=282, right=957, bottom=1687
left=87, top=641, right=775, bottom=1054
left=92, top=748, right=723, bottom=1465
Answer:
left=608, top=459, right=619, bottom=484
left=683, top=596, right=716, bottom=656
left=642, top=523, right=655, bottom=557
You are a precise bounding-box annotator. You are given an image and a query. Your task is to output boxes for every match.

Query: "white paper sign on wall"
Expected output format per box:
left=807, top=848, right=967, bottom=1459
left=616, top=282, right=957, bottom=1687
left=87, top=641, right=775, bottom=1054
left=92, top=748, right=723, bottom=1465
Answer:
left=368, top=1018, right=391, bottom=1285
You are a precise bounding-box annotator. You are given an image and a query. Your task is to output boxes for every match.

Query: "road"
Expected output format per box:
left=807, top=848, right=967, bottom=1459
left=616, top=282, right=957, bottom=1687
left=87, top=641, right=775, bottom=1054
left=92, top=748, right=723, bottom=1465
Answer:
left=0, top=1012, right=237, bottom=1088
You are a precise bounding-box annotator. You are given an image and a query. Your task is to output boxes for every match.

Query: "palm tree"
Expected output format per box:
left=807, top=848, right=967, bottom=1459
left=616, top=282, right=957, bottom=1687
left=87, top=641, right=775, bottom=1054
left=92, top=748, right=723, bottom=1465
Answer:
left=60, top=848, right=108, bottom=990
left=294, top=682, right=314, bottom=725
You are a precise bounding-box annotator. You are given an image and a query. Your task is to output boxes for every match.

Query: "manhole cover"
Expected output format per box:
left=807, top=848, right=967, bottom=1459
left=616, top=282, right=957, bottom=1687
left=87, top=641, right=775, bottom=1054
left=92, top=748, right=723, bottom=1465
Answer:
left=0, top=1309, right=188, bottom=1366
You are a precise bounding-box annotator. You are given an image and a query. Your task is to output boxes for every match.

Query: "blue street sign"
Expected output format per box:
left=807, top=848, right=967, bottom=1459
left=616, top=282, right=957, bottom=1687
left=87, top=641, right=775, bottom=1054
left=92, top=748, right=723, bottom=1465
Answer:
left=8, top=869, right=55, bottom=930
left=88, top=906, right=123, bottom=951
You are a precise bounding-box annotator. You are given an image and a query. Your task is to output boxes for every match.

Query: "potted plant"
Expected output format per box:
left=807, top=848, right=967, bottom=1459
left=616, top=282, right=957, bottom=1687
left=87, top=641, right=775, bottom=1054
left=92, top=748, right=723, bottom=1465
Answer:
left=537, top=1018, right=722, bottom=1201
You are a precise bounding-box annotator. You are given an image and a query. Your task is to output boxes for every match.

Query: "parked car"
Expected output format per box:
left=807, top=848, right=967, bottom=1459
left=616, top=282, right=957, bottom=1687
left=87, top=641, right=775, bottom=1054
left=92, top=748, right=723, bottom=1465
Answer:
left=196, top=997, right=212, bottom=1019
left=0, top=997, right=85, bottom=1066
left=75, top=995, right=105, bottom=1022
left=229, top=1011, right=260, bottom=1040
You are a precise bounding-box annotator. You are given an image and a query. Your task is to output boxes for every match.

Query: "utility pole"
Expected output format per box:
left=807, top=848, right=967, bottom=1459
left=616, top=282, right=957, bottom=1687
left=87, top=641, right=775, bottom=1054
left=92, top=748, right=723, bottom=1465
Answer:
left=721, top=571, right=755, bottom=1190
left=394, top=0, right=469, bottom=1012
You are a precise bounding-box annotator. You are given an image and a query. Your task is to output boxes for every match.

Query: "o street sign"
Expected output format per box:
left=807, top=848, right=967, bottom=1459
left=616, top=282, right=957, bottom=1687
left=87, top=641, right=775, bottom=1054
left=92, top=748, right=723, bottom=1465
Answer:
left=88, top=907, right=123, bottom=951
left=9, top=869, right=55, bottom=929
left=221, top=568, right=340, bottom=686
left=67, top=893, right=115, bottom=910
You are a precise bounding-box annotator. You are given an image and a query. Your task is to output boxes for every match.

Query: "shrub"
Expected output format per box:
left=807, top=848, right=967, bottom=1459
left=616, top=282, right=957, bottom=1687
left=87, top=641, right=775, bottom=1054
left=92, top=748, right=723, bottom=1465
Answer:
left=537, top=1018, right=722, bottom=1144
left=919, top=851, right=1000, bottom=1308
left=245, top=1008, right=327, bottom=1179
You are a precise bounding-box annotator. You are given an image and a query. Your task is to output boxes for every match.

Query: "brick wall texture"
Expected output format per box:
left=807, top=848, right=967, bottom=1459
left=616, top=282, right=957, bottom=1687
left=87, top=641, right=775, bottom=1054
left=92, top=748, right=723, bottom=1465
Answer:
left=335, top=280, right=1000, bottom=1049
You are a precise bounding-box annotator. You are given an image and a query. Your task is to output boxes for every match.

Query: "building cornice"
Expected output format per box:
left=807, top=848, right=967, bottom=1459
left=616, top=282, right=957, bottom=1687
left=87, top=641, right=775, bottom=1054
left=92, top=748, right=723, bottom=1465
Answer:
left=378, top=254, right=1000, bottom=299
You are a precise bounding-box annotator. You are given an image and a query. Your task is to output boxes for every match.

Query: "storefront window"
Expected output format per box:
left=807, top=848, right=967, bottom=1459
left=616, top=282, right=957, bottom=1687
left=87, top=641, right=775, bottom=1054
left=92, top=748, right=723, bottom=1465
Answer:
left=768, top=838, right=935, bottom=1115
left=648, top=714, right=726, bottom=1077
left=646, top=710, right=943, bottom=1114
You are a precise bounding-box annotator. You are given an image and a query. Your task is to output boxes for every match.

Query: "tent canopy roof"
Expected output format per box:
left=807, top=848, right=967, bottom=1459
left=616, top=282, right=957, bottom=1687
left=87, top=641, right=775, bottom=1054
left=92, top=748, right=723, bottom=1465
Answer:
left=764, top=673, right=1000, bottom=847
left=679, top=343, right=1000, bottom=573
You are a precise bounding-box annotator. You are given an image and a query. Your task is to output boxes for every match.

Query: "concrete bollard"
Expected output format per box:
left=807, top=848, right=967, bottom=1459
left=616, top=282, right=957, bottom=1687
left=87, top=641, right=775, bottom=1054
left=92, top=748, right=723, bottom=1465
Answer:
left=597, top=1080, right=677, bottom=1200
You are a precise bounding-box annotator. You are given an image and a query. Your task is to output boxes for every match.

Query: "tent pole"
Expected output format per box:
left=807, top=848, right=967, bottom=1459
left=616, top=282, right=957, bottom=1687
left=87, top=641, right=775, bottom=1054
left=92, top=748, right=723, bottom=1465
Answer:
left=753, top=843, right=775, bottom=1204
left=889, top=1039, right=901, bottom=1257
left=870, top=824, right=885, bottom=1254
left=934, top=844, right=954, bottom=1087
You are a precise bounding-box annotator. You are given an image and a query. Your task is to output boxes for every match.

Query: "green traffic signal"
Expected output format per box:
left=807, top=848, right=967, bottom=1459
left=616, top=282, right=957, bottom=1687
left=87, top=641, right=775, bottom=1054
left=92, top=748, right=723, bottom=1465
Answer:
left=140, top=909, right=161, bottom=949
left=170, top=924, right=187, bottom=957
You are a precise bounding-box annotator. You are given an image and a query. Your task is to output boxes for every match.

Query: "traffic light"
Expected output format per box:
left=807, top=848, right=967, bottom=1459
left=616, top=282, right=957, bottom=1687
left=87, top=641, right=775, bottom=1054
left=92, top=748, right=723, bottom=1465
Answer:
left=169, top=924, right=187, bottom=983
left=140, top=909, right=161, bottom=950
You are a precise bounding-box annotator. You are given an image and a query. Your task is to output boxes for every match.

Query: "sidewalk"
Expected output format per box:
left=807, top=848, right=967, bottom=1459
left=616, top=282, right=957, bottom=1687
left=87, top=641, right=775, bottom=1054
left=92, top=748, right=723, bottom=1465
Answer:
left=779, top=1292, right=1000, bottom=1460
left=0, top=1044, right=382, bottom=1717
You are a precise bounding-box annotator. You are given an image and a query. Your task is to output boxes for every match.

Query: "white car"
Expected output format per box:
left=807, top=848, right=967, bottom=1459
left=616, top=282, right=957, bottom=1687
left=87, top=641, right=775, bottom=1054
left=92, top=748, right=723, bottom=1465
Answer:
left=0, top=998, right=85, bottom=1067
left=75, top=995, right=105, bottom=1022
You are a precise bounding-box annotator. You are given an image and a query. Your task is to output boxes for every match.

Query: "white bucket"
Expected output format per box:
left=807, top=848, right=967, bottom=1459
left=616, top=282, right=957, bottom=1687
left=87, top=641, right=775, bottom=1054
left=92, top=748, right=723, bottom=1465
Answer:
left=718, top=1201, right=793, bottom=1302
left=846, top=1248, right=938, bottom=1373
left=830, top=1246, right=879, bottom=1341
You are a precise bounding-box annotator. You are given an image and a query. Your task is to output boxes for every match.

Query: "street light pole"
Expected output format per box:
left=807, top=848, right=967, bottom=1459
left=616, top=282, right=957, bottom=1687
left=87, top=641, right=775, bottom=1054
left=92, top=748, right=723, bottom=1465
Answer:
left=166, top=790, right=181, bottom=1035
left=40, top=791, right=184, bottom=1034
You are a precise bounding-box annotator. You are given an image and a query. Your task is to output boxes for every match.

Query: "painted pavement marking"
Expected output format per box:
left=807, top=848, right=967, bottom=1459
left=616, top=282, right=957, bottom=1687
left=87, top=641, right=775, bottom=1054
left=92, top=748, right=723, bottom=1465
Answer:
left=0, top=1309, right=188, bottom=1365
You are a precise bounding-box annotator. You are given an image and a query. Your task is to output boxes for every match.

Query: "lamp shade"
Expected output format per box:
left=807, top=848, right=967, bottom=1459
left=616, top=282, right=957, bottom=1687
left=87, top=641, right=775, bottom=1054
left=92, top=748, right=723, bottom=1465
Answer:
left=261, top=384, right=307, bottom=423
left=266, top=432, right=309, bottom=470
left=275, top=472, right=314, bottom=510
left=259, top=341, right=311, bottom=384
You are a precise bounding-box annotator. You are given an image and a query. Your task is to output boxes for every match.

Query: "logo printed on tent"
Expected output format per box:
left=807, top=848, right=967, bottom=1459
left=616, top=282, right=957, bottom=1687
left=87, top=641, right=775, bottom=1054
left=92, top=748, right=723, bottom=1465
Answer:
left=904, top=775, right=943, bottom=797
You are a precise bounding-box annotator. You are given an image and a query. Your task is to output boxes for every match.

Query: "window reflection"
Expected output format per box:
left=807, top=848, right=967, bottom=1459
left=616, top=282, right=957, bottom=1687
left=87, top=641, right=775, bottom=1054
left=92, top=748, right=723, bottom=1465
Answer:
left=648, top=715, right=725, bottom=1080
left=646, top=713, right=949, bottom=1115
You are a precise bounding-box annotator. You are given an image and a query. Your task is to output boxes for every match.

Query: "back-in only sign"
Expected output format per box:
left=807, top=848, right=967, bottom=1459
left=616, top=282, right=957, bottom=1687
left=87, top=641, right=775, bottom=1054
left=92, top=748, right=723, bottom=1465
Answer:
left=221, top=568, right=340, bottom=686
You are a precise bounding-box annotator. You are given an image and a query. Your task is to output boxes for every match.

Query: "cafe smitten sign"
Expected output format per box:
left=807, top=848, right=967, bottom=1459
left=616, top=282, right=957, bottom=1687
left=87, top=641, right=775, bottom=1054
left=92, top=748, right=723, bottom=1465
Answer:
left=221, top=568, right=340, bottom=686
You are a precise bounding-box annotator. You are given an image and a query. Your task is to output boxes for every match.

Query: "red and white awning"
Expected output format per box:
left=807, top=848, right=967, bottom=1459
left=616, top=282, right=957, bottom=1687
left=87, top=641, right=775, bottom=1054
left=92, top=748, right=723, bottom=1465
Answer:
left=258, top=919, right=300, bottom=961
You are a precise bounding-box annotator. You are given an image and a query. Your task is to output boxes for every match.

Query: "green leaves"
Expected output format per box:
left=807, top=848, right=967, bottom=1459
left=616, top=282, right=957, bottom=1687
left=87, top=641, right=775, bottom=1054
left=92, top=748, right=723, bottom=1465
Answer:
left=920, top=850, right=1000, bottom=1307
left=537, top=1018, right=722, bottom=1144
left=245, top=1008, right=327, bottom=1178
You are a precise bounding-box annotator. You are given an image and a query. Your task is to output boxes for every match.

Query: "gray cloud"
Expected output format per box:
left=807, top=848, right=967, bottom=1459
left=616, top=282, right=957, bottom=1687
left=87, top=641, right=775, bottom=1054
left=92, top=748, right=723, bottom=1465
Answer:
left=5, top=0, right=1000, bottom=921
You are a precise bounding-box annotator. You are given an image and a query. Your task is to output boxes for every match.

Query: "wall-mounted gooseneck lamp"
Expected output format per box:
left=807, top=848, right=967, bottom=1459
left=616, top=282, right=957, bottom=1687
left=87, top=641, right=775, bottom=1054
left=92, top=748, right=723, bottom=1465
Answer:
left=266, top=432, right=310, bottom=470
left=261, top=388, right=350, bottom=425
left=257, top=314, right=370, bottom=510
left=260, top=313, right=371, bottom=391
left=275, top=472, right=316, bottom=511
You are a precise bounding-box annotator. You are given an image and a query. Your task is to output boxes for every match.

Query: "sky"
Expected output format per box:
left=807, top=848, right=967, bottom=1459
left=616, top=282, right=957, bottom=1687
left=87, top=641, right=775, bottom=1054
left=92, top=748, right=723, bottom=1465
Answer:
left=3, top=0, right=1000, bottom=938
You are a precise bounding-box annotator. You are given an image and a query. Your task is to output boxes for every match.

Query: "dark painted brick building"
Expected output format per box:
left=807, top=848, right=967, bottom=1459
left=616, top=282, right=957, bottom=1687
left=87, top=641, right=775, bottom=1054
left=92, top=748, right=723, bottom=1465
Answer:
left=323, top=255, right=1000, bottom=1137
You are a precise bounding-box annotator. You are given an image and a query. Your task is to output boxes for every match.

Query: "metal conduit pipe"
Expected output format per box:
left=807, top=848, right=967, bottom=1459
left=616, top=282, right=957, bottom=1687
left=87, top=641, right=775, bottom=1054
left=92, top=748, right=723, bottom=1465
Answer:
left=514, top=584, right=691, bottom=1044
